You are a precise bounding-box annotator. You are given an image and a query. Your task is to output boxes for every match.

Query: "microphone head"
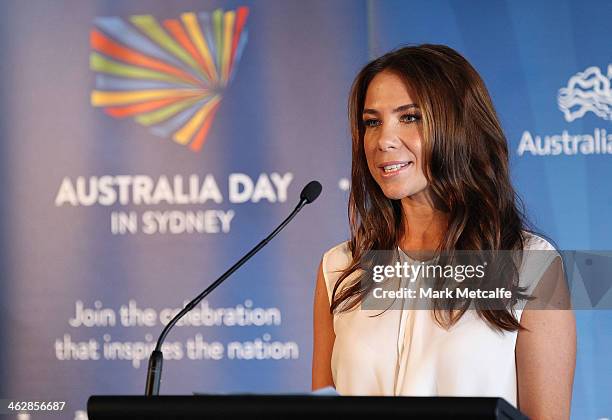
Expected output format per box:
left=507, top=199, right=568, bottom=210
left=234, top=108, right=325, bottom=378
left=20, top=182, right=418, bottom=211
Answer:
left=300, top=181, right=322, bottom=204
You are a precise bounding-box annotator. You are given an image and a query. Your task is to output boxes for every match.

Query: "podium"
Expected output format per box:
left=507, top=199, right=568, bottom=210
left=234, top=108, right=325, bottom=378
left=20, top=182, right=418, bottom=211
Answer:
left=87, top=395, right=529, bottom=419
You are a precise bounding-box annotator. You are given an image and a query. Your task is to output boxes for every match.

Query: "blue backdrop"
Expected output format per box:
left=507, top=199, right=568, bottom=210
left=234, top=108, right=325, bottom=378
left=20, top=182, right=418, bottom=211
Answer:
left=0, top=1, right=610, bottom=419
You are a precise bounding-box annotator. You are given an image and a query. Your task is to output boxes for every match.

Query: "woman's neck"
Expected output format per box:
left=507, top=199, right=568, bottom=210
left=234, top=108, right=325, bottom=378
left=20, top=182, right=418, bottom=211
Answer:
left=399, top=194, right=448, bottom=251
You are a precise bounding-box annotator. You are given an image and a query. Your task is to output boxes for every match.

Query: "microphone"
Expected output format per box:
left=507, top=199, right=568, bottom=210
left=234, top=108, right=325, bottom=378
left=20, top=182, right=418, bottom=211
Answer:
left=145, top=180, right=322, bottom=396
left=300, top=180, right=322, bottom=205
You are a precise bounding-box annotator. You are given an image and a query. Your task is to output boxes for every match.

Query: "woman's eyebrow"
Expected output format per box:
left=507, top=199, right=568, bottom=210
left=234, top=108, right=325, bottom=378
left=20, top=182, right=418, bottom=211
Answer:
left=393, top=104, right=419, bottom=112
left=362, top=104, right=419, bottom=115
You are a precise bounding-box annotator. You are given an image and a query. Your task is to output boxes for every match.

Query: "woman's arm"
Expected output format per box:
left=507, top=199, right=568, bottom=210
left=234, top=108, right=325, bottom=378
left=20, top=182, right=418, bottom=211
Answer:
left=312, top=260, right=335, bottom=390
left=516, top=257, right=576, bottom=420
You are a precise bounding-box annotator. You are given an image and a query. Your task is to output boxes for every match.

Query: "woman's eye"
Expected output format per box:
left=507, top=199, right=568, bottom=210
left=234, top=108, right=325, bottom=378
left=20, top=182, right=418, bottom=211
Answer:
left=400, top=114, right=421, bottom=123
left=363, top=119, right=381, bottom=127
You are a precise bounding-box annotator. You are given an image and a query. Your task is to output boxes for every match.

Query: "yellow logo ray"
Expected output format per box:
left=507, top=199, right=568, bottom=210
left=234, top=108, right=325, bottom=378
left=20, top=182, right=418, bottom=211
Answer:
left=91, top=89, right=202, bottom=106
left=135, top=96, right=211, bottom=126
left=221, top=11, right=235, bottom=85
left=129, top=15, right=206, bottom=80
left=181, top=12, right=219, bottom=82
left=173, top=95, right=222, bottom=145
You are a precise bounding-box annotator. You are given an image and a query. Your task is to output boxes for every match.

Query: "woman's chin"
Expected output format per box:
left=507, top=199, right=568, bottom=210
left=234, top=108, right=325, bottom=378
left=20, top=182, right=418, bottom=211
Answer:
left=380, top=188, right=410, bottom=200
left=379, top=185, right=429, bottom=201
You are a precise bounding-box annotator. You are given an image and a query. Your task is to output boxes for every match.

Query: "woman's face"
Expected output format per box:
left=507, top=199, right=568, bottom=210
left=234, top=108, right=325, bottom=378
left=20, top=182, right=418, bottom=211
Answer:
left=362, top=71, right=429, bottom=202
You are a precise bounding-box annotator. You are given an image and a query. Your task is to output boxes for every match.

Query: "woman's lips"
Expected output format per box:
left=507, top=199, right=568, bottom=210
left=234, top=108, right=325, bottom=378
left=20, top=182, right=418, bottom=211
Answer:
left=378, top=161, right=413, bottom=178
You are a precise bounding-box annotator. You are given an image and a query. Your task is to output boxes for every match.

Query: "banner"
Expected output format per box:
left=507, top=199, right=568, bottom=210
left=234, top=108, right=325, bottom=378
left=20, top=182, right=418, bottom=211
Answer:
left=0, top=1, right=609, bottom=418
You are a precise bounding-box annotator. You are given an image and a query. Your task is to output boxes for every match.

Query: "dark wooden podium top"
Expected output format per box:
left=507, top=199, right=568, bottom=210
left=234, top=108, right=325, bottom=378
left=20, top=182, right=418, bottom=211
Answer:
left=88, top=395, right=529, bottom=420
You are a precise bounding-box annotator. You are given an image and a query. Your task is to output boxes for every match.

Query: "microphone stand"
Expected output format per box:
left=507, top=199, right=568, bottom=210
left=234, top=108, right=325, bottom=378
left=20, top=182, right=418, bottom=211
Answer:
left=145, top=195, right=313, bottom=396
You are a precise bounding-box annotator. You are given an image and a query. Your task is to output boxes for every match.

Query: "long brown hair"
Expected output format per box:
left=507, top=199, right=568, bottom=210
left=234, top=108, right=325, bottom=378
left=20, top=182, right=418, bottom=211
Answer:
left=331, top=44, right=530, bottom=332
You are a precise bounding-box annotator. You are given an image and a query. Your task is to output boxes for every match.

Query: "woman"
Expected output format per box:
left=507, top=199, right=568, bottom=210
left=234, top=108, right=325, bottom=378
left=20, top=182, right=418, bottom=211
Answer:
left=312, top=44, right=576, bottom=420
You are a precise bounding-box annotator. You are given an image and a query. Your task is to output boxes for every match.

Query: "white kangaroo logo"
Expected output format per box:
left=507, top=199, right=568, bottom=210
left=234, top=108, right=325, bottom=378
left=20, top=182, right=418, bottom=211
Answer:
left=557, top=65, right=612, bottom=122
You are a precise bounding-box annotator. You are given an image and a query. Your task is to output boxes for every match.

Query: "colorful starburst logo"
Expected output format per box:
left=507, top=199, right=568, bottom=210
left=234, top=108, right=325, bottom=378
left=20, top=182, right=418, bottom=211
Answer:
left=90, top=7, right=249, bottom=151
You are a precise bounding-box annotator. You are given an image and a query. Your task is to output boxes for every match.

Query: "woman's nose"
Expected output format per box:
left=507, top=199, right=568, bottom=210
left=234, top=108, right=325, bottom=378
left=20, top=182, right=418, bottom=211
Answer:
left=376, top=123, right=401, bottom=151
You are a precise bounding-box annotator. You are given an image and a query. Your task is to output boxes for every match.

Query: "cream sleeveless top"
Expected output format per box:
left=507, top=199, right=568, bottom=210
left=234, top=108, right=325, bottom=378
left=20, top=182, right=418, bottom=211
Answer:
left=321, top=232, right=557, bottom=406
